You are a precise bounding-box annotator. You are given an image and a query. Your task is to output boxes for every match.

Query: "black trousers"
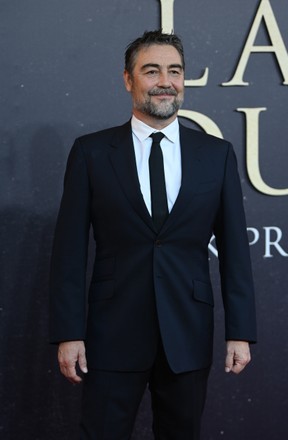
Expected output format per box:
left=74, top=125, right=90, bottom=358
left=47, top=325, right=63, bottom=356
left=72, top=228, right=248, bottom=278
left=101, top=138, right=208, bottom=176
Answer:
left=80, top=343, right=210, bottom=440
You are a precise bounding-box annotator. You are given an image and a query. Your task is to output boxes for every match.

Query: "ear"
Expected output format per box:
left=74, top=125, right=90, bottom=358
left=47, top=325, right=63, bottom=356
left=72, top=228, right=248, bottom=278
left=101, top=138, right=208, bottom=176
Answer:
left=123, top=70, right=132, bottom=92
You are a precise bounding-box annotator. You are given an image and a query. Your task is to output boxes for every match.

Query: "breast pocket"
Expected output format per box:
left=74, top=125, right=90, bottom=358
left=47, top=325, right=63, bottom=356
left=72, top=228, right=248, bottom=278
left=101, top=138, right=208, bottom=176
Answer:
left=195, top=180, right=216, bottom=194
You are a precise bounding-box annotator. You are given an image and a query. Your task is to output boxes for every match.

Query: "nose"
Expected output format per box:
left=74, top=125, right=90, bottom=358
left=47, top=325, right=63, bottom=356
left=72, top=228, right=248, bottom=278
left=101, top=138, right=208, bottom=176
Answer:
left=157, top=71, right=172, bottom=88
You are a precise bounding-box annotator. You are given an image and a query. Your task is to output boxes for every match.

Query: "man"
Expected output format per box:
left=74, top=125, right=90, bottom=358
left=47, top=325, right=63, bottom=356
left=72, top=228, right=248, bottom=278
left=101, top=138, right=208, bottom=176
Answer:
left=50, top=30, right=257, bottom=439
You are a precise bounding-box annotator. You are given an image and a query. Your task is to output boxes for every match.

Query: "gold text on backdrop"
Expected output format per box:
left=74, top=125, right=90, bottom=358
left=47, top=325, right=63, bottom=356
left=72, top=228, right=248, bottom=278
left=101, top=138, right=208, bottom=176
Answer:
left=237, top=108, right=288, bottom=196
left=222, top=0, right=288, bottom=86
left=159, top=0, right=288, bottom=196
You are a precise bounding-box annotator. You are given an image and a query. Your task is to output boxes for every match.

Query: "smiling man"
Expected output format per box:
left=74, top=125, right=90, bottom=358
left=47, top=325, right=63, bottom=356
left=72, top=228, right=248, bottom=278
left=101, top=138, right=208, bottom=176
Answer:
left=124, top=43, right=184, bottom=124
left=50, top=30, right=257, bottom=440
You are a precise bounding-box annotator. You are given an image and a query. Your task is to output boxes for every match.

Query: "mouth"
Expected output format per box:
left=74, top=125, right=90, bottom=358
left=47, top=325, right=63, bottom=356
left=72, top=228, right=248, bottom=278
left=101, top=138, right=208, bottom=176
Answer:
left=154, top=94, right=175, bottom=99
left=149, top=89, right=177, bottom=98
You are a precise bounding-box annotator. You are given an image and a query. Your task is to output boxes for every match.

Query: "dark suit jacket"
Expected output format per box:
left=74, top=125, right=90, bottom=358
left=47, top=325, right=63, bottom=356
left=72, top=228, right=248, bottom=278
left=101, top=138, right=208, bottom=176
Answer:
left=49, top=120, right=257, bottom=373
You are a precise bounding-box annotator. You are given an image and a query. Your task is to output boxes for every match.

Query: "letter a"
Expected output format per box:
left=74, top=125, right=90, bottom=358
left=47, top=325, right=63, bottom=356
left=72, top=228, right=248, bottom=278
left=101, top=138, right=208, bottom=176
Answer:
left=222, top=0, right=288, bottom=86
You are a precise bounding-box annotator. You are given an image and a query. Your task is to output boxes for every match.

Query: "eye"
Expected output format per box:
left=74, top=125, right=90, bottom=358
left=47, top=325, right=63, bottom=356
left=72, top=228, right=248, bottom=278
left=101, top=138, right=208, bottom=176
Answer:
left=169, top=70, right=181, bottom=76
left=146, top=70, right=158, bottom=76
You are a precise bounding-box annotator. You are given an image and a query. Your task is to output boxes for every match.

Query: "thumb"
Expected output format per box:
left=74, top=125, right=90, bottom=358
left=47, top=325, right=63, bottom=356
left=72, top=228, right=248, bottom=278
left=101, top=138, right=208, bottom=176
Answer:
left=225, top=350, right=234, bottom=373
left=78, top=350, right=88, bottom=374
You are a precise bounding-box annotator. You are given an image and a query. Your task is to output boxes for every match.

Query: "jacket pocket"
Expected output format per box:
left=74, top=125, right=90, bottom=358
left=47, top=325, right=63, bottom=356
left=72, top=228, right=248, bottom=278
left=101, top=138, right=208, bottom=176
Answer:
left=89, top=279, right=114, bottom=301
left=92, top=256, right=115, bottom=281
left=192, top=280, right=214, bottom=306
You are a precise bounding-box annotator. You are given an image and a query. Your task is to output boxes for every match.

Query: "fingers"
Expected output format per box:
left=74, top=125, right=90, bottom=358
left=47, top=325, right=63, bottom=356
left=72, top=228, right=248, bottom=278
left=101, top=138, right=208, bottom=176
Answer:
left=58, top=341, right=88, bottom=384
left=225, top=349, right=234, bottom=373
left=58, top=357, right=82, bottom=384
left=225, top=340, right=251, bottom=374
left=78, top=349, right=88, bottom=374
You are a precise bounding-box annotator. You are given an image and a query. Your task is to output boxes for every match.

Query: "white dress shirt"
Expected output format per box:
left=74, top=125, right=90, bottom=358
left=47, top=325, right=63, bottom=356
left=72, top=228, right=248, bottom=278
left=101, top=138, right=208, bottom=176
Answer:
left=131, top=115, right=182, bottom=215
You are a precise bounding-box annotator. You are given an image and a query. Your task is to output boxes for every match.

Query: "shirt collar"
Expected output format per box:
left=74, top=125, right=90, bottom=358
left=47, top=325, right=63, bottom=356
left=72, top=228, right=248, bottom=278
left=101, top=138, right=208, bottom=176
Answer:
left=131, top=115, right=179, bottom=143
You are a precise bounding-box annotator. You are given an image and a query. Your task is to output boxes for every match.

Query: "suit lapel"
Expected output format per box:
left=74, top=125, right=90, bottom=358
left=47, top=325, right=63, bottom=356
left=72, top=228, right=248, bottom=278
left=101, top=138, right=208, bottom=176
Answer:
left=160, top=124, right=205, bottom=234
left=108, top=121, right=156, bottom=232
left=108, top=121, right=207, bottom=235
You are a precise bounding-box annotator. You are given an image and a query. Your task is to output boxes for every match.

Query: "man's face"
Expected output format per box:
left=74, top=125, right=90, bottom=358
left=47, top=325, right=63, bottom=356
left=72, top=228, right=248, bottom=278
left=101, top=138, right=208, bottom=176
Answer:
left=124, top=44, right=184, bottom=127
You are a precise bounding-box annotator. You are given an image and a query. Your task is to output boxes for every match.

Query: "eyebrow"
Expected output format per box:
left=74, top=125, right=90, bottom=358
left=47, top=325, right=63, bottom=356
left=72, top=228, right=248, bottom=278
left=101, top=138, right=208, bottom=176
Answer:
left=141, top=63, right=183, bottom=71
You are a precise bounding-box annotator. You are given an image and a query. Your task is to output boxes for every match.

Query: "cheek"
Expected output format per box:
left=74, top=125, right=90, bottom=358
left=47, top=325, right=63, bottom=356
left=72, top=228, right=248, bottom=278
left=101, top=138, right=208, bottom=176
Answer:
left=173, top=79, right=184, bottom=91
left=134, top=87, right=148, bottom=98
left=176, top=83, right=184, bottom=92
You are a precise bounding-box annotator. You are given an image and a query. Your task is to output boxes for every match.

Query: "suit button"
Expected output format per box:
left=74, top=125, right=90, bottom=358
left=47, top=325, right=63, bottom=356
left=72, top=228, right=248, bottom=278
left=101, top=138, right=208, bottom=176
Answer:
left=155, top=240, right=162, bottom=247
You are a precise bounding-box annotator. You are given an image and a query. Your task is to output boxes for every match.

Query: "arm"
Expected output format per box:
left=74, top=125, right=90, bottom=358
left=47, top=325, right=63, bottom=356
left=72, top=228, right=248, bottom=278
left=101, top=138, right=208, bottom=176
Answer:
left=50, top=139, right=90, bottom=342
left=214, top=144, right=257, bottom=372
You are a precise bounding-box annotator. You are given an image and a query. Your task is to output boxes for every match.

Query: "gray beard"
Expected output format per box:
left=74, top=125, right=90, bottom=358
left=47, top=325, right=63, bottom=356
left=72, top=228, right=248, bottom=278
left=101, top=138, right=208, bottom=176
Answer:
left=134, top=95, right=183, bottom=120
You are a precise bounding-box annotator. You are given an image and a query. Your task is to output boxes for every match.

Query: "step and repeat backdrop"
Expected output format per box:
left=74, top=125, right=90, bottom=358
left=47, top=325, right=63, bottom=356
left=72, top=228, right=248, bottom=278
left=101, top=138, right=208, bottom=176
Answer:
left=1, top=0, right=287, bottom=439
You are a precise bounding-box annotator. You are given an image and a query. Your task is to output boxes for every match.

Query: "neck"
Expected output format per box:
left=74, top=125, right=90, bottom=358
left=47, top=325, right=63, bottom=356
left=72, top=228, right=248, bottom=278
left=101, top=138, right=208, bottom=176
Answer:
left=132, top=110, right=177, bottom=130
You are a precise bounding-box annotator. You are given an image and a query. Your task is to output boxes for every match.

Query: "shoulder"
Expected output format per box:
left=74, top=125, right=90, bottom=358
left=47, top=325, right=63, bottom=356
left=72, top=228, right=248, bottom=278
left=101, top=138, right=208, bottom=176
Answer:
left=75, top=120, right=131, bottom=149
left=179, top=123, right=232, bottom=151
left=66, top=121, right=132, bottom=163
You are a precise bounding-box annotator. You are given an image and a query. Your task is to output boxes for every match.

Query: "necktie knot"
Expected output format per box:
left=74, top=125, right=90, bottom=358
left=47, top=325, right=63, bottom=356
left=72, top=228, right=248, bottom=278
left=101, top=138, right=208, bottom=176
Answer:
left=150, top=132, right=165, bottom=144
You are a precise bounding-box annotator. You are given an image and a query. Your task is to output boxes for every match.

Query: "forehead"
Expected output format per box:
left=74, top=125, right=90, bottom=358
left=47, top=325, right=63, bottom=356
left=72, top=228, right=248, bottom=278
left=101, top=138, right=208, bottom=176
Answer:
left=134, top=44, right=183, bottom=69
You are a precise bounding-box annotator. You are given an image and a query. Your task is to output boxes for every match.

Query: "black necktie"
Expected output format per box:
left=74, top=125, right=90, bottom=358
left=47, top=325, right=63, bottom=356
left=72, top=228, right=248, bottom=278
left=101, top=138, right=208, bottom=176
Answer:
left=149, top=132, right=168, bottom=232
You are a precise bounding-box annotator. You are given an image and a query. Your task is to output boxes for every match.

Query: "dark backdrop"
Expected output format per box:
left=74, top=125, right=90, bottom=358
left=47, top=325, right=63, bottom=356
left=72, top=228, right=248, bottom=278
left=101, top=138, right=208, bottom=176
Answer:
left=1, top=1, right=288, bottom=439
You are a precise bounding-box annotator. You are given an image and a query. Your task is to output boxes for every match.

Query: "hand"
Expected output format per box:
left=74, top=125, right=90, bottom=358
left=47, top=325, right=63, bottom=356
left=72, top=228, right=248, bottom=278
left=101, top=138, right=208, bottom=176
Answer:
left=58, top=340, right=88, bottom=384
left=225, top=340, right=251, bottom=374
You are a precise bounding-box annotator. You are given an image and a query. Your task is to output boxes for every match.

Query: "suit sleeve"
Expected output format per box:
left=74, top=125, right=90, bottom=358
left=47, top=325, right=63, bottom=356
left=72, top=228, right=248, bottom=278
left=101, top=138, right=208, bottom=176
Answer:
left=214, top=143, right=257, bottom=343
left=49, top=139, right=91, bottom=343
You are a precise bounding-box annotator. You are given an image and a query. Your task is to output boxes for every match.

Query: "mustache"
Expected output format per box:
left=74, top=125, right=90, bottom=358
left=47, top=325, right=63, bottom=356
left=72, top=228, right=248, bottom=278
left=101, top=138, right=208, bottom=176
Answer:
left=148, top=88, right=177, bottom=96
